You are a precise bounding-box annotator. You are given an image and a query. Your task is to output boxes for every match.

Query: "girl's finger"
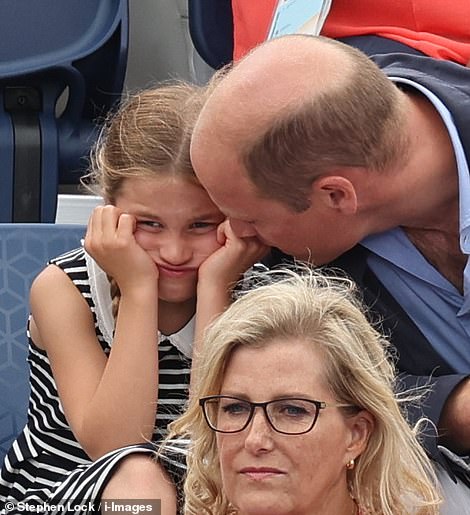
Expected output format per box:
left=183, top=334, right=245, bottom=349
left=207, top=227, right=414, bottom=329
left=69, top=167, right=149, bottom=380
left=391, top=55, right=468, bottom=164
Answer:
left=84, top=206, right=103, bottom=250
left=216, top=220, right=229, bottom=245
left=116, top=213, right=136, bottom=239
left=100, top=205, right=121, bottom=238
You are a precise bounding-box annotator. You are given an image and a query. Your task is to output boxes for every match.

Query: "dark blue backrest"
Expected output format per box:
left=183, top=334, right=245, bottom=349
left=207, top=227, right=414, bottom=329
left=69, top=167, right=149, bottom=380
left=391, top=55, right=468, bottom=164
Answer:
left=0, top=0, right=128, bottom=222
left=188, top=0, right=233, bottom=69
left=0, top=224, right=86, bottom=461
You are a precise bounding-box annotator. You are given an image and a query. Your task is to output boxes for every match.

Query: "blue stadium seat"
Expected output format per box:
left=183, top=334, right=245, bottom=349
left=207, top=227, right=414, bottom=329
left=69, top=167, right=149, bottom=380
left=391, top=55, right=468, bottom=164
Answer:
left=188, top=0, right=233, bottom=69
left=0, top=0, right=128, bottom=222
left=0, top=224, right=86, bottom=462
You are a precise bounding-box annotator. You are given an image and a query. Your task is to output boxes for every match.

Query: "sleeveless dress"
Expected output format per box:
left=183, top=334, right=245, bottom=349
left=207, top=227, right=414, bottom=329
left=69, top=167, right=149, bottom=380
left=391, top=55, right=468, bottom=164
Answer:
left=0, top=247, right=191, bottom=513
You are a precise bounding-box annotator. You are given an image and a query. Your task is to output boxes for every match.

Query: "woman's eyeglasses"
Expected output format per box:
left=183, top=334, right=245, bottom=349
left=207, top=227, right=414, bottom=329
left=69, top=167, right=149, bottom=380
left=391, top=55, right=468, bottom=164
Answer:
left=199, top=395, right=356, bottom=435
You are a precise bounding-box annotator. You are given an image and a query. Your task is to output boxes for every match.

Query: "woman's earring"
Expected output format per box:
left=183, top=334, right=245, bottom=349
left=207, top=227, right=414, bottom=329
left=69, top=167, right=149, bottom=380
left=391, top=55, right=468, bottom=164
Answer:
left=346, top=458, right=355, bottom=470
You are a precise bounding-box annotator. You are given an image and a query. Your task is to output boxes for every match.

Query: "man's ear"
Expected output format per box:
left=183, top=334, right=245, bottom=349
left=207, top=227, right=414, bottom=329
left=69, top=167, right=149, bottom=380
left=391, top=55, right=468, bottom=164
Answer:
left=345, top=410, right=375, bottom=460
left=313, top=176, right=358, bottom=215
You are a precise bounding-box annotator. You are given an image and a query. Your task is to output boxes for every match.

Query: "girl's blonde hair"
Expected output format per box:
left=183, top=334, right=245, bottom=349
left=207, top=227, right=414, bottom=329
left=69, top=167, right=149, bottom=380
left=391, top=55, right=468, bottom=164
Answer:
left=82, top=81, right=207, bottom=318
left=168, top=267, right=441, bottom=515
left=84, top=81, right=205, bottom=201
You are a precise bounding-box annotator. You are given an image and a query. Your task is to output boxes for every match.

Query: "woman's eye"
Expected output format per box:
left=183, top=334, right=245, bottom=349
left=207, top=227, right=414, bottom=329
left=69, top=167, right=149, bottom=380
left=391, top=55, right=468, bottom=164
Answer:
left=221, top=402, right=250, bottom=416
left=276, top=403, right=310, bottom=418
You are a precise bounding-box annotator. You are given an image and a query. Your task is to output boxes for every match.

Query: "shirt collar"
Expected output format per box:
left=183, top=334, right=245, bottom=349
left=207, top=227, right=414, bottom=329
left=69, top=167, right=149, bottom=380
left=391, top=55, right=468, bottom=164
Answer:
left=389, top=76, right=470, bottom=254
left=159, top=316, right=194, bottom=358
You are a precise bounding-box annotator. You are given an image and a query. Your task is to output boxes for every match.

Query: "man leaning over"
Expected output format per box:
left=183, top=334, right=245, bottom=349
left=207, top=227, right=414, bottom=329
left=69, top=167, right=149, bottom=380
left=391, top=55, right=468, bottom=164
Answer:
left=190, top=35, right=470, bottom=490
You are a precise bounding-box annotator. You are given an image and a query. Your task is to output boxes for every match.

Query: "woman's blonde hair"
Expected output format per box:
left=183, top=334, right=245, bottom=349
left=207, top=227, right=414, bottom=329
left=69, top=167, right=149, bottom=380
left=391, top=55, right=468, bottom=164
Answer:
left=168, top=267, right=441, bottom=515
left=82, top=81, right=207, bottom=318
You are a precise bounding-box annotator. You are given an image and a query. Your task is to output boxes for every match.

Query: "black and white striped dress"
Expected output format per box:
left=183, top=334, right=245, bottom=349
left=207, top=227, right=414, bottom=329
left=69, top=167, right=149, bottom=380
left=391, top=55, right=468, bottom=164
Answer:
left=0, top=247, right=191, bottom=512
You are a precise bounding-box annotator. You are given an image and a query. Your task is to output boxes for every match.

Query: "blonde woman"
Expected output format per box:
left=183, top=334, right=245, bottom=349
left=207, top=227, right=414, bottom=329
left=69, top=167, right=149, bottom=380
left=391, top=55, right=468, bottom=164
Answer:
left=169, top=268, right=442, bottom=515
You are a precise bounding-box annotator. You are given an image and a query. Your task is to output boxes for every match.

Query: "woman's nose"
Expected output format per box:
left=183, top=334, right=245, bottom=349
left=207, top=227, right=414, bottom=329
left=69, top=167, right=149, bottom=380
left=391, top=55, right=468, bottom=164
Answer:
left=243, top=408, right=275, bottom=453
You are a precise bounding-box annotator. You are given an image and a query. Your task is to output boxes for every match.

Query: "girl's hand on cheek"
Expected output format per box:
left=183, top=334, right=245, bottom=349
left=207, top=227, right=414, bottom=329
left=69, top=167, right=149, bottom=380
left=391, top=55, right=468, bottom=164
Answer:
left=198, top=220, right=269, bottom=286
left=84, top=205, right=158, bottom=293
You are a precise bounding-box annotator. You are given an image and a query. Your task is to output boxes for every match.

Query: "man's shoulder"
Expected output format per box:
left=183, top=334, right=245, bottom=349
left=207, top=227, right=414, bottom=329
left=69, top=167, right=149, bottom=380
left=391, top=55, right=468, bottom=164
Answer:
left=372, top=52, right=470, bottom=157
left=372, top=52, right=470, bottom=95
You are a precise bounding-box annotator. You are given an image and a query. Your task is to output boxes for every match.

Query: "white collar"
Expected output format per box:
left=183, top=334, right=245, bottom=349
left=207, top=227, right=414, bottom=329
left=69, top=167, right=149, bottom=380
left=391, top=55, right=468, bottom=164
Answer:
left=159, top=316, right=194, bottom=358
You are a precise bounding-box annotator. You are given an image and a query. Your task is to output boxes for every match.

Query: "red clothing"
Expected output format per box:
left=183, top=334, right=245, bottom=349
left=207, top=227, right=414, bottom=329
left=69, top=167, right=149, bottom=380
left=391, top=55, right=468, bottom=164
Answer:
left=232, top=0, right=470, bottom=65
left=232, top=0, right=277, bottom=61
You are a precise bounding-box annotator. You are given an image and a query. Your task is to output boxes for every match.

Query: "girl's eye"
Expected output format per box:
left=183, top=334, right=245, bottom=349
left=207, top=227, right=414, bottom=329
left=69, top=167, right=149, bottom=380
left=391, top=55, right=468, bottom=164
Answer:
left=190, top=221, right=218, bottom=231
left=136, top=221, right=163, bottom=232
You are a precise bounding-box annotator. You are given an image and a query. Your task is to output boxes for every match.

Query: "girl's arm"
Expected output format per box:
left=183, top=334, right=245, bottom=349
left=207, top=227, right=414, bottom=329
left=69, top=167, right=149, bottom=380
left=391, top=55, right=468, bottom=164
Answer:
left=192, top=220, right=268, bottom=391
left=30, top=206, right=159, bottom=460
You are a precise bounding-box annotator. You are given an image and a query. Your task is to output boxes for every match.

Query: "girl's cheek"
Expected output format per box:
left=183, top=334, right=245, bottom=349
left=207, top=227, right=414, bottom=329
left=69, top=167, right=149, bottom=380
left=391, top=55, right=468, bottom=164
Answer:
left=192, top=237, right=223, bottom=268
left=199, top=233, right=224, bottom=254
left=209, top=237, right=224, bottom=254
left=134, top=230, right=159, bottom=250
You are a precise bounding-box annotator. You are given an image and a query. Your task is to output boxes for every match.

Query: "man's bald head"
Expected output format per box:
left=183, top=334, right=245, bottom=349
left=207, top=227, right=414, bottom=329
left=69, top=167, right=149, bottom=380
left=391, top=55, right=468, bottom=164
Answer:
left=192, top=35, right=408, bottom=211
left=197, top=35, right=354, bottom=146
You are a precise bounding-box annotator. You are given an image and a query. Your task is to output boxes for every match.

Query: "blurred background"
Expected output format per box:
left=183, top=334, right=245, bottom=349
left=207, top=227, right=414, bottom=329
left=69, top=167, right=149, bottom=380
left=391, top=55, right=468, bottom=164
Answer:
left=125, top=0, right=214, bottom=90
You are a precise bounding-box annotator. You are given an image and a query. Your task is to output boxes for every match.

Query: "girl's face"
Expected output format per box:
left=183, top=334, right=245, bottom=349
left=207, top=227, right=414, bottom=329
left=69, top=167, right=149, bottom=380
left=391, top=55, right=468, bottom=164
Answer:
left=115, top=175, right=225, bottom=305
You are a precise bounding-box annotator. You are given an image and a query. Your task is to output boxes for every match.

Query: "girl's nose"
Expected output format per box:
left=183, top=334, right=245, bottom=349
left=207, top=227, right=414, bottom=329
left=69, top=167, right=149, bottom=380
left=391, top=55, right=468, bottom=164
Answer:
left=159, top=236, right=192, bottom=265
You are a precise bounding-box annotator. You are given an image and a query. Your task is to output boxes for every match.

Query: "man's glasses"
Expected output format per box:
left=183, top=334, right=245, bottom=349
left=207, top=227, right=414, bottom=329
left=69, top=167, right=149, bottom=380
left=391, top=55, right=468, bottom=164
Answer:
left=199, top=395, right=356, bottom=435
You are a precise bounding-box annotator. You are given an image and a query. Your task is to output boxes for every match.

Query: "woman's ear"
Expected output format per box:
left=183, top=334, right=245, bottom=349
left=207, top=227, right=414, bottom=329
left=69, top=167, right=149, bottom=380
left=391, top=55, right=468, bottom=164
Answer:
left=345, top=410, right=375, bottom=459
left=313, top=175, right=358, bottom=215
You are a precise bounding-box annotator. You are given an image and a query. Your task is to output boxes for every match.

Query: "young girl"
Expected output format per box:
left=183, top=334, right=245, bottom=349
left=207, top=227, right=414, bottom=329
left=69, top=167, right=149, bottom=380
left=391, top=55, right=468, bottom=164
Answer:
left=0, top=82, right=266, bottom=513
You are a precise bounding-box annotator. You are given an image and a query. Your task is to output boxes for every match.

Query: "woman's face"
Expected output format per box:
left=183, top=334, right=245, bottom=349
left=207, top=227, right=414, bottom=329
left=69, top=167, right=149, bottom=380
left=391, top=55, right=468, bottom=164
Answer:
left=216, top=338, right=372, bottom=515
left=115, top=175, right=225, bottom=305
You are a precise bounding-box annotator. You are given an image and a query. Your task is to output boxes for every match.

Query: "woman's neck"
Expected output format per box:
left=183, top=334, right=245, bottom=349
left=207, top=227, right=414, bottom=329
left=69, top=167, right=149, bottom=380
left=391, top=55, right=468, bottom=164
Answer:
left=236, top=494, right=357, bottom=515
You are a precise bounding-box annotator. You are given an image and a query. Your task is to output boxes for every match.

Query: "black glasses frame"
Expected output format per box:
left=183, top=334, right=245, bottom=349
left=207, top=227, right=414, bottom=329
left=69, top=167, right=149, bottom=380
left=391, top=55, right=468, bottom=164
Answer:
left=199, top=395, right=353, bottom=435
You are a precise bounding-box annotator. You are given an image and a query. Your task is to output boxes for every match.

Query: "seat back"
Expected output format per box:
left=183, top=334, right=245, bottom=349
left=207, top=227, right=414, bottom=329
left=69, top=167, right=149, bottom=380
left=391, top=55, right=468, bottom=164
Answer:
left=0, top=223, right=86, bottom=462
left=188, top=0, right=233, bottom=70
left=0, top=0, right=128, bottom=222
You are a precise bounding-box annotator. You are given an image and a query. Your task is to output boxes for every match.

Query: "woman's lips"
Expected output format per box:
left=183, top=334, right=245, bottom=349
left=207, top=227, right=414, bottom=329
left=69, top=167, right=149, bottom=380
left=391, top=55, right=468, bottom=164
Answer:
left=240, top=467, right=286, bottom=481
